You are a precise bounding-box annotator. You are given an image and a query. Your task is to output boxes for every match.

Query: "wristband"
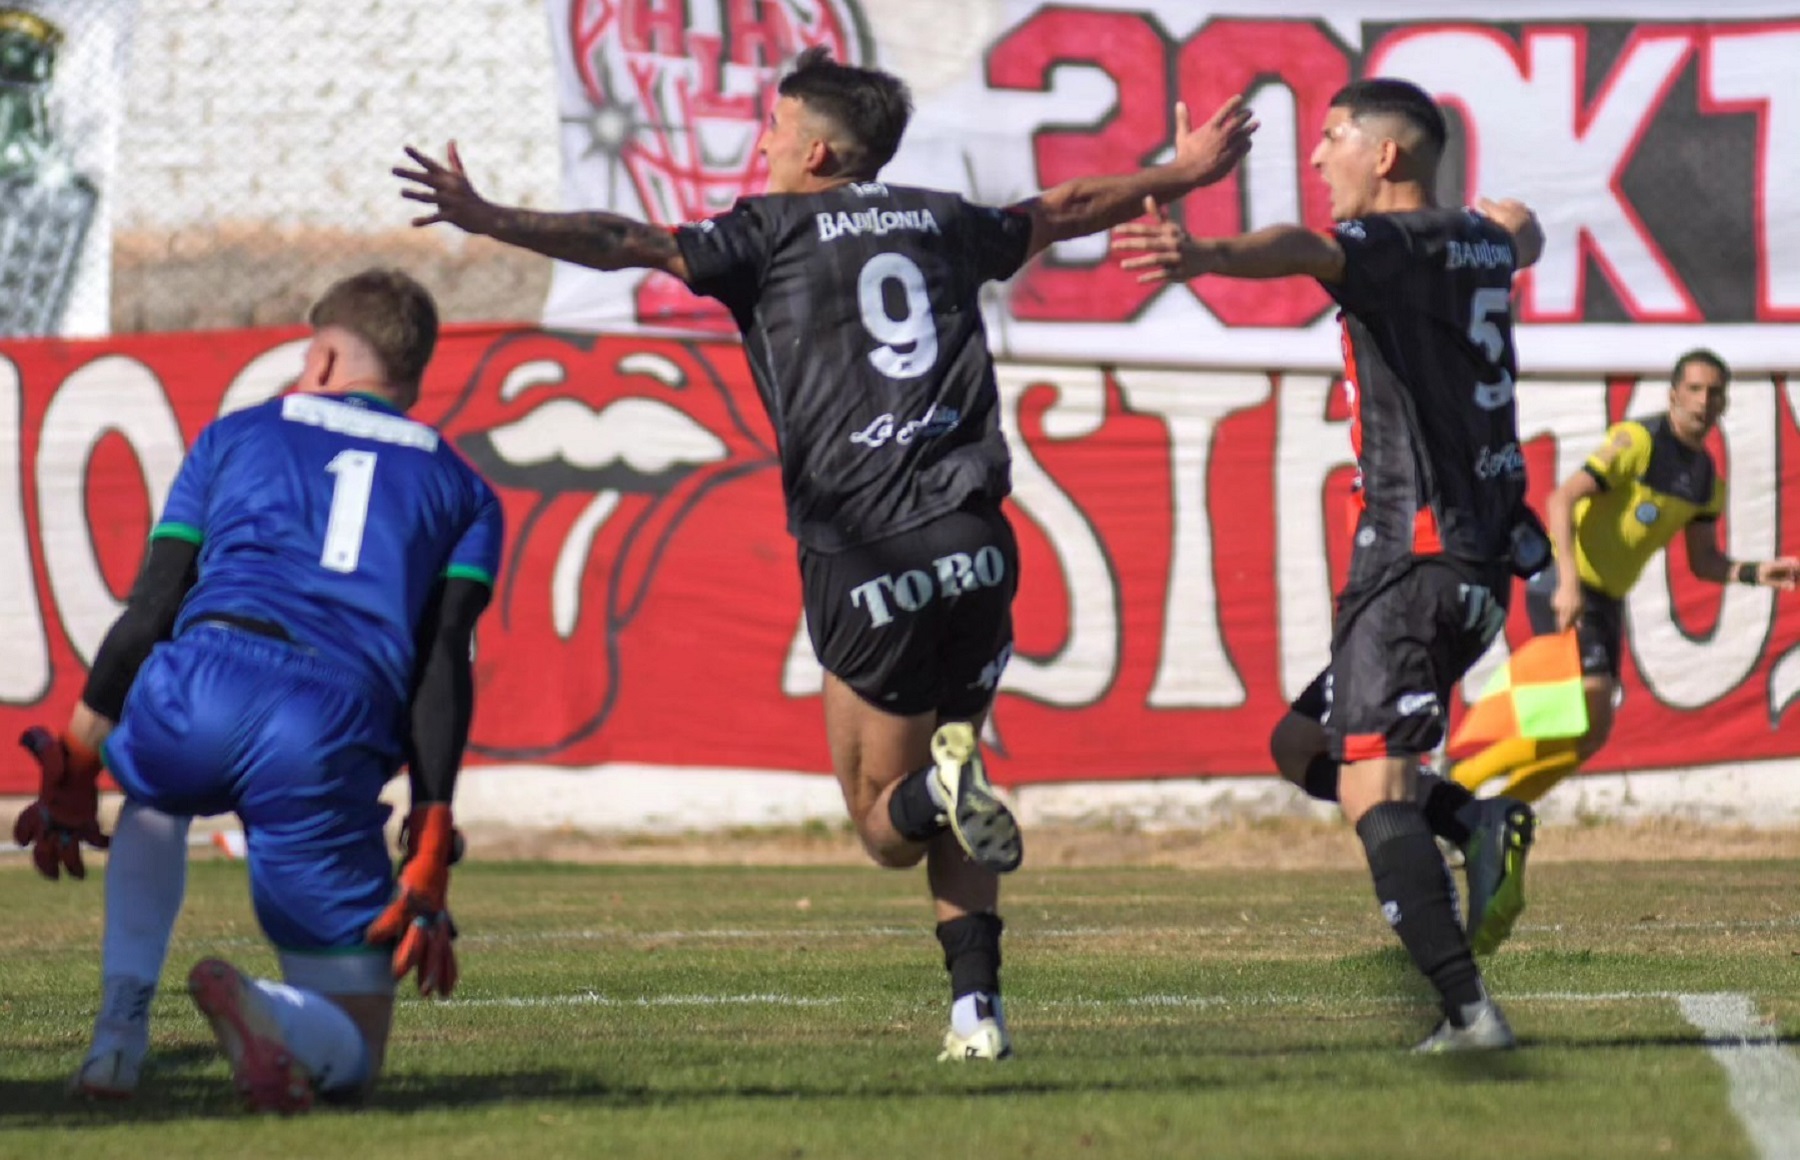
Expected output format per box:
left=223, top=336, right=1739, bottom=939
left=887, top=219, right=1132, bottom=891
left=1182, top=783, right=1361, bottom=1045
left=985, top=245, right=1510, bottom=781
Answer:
left=1734, top=561, right=1759, bottom=586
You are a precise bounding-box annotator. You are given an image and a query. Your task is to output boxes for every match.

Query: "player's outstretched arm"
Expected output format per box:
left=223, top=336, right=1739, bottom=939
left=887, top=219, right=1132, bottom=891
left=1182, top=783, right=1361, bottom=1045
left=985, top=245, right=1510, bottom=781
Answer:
left=1112, top=198, right=1345, bottom=283
left=1011, top=96, right=1257, bottom=262
left=1474, top=197, right=1544, bottom=269
left=395, top=142, right=691, bottom=280
left=1683, top=521, right=1800, bottom=590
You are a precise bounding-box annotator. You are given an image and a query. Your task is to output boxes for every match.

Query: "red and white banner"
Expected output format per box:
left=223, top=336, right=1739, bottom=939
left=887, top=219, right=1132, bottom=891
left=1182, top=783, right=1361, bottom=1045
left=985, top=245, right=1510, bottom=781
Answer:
left=541, top=0, right=1800, bottom=372
left=0, top=326, right=1795, bottom=794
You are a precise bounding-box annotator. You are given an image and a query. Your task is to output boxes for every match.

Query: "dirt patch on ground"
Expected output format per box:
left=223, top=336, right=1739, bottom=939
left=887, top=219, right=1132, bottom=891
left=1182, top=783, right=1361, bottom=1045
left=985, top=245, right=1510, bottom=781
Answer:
left=6, top=797, right=1793, bottom=871
left=464, top=816, right=1800, bottom=870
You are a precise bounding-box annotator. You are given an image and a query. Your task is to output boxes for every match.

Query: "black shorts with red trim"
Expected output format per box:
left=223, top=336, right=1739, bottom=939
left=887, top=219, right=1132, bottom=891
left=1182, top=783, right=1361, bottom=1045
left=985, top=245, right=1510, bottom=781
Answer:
left=1523, top=563, right=1623, bottom=680
left=1300, top=557, right=1509, bottom=762
left=799, top=501, right=1018, bottom=718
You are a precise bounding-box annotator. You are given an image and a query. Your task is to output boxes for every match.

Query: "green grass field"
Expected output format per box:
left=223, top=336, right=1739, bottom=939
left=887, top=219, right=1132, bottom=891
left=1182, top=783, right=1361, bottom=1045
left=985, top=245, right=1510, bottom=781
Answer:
left=4, top=848, right=1800, bottom=1159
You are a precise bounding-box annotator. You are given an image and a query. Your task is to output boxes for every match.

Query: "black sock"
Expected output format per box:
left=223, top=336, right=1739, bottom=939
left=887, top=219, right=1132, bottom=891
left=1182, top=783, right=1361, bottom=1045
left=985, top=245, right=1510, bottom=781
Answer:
left=1300, top=754, right=1339, bottom=802
left=887, top=766, right=944, bottom=842
left=936, top=913, right=1003, bottom=998
left=1355, top=802, right=1484, bottom=1021
left=1417, top=773, right=1474, bottom=847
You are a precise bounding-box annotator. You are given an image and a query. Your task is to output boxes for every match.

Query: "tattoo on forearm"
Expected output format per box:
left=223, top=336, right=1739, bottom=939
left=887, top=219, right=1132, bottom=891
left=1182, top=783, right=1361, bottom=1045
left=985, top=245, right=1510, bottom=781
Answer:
left=490, top=208, right=678, bottom=270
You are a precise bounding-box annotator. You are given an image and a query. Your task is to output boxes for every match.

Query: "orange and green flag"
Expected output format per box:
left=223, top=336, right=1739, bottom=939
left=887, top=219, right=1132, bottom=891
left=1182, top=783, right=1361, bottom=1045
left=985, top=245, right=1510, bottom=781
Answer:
left=1449, top=631, right=1587, bottom=757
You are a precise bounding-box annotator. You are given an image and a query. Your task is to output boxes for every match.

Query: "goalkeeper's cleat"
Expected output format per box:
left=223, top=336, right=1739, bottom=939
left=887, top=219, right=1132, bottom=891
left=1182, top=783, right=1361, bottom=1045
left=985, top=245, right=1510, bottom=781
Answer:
left=1414, top=998, right=1517, bottom=1053
left=1465, top=797, right=1536, bottom=957
left=69, top=1047, right=142, bottom=1099
left=187, top=958, right=313, bottom=1115
left=930, top=723, right=1022, bottom=874
left=939, top=1018, right=1014, bottom=1062
left=72, top=975, right=157, bottom=1098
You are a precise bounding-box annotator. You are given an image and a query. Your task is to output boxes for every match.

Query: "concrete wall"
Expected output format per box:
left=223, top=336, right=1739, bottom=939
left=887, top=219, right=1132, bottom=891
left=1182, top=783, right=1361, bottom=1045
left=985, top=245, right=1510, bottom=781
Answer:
left=118, top=0, right=562, bottom=231
left=106, top=0, right=563, bottom=329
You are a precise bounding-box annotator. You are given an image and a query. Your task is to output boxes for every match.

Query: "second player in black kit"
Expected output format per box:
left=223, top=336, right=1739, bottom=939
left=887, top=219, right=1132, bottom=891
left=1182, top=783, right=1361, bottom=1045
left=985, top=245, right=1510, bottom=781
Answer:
left=1117, top=77, right=1546, bottom=1052
left=1324, top=207, right=1525, bottom=763
left=398, top=48, right=1256, bottom=1061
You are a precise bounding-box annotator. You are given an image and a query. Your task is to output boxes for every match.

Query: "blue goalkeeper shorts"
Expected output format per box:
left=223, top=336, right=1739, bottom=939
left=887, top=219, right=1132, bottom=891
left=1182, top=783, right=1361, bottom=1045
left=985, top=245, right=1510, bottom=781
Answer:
left=105, top=622, right=405, bottom=954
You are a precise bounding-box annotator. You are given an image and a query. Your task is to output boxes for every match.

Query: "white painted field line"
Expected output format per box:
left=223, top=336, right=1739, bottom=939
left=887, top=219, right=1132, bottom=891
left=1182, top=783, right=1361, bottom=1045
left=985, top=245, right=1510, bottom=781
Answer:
left=441, top=988, right=1688, bottom=1013
left=170, top=916, right=1800, bottom=963
left=1064, top=990, right=1692, bottom=1009
left=456, top=925, right=1220, bottom=946
left=1677, top=994, right=1800, bottom=1160
left=449, top=916, right=1800, bottom=947
left=448, top=991, right=840, bottom=1010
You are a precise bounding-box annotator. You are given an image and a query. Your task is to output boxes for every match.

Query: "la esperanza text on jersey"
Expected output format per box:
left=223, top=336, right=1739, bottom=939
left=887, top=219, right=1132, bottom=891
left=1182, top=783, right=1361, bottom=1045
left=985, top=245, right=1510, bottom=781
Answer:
left=816, top=206, right=942, bottom=243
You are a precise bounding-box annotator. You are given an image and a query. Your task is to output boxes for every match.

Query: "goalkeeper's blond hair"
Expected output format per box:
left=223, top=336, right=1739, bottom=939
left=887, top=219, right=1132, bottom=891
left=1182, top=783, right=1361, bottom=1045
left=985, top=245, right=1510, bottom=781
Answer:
left=307, top=268, right=438, bottom=394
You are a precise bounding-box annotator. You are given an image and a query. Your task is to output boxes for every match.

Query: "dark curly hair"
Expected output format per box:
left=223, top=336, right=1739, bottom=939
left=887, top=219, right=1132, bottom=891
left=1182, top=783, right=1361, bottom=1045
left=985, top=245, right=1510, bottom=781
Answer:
left=777, top=47, right=912, bottom=178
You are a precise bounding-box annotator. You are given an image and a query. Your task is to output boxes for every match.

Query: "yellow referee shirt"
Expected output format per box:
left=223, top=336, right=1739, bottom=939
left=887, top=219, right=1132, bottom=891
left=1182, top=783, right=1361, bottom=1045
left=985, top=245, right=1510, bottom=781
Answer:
left=1573, top=414, right=1726, bottom=598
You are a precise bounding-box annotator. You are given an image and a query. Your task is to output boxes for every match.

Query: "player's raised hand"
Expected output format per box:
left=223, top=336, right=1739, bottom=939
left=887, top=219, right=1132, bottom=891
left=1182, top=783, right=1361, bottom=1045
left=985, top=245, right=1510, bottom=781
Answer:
left=367, top=804, right=462, bottom=997
left=11, top=727, right=108, bottom=881
left=1172, top=95, right=1258, bottom=188
left=1112, top=197, right=1207, bottom=284
left=394, top=142, right=497, bottom=235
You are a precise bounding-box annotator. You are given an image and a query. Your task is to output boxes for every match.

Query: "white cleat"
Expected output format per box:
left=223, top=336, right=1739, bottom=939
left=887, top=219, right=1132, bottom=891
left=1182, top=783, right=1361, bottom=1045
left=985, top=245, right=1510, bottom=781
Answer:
left=1414, top=998, right=1517, bottom=1053
left=73, top=976, right=157, bottom=1099
left=939, top=1018, right=1014, bottom=1062
left=929, top=723, right=1023, bottom=873
left=69, top=1048, right=143, bottom=1099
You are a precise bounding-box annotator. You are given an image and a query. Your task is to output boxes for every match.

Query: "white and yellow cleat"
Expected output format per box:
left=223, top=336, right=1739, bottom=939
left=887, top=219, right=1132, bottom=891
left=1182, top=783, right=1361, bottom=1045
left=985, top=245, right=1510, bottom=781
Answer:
left=929, top=723, right=1023, bottom=874
left=939, top=1017, right=1014, bottom=1062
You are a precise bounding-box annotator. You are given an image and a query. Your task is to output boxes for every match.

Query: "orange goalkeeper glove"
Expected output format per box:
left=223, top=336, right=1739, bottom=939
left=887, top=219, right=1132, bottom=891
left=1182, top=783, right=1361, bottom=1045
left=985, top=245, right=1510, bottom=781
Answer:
left=11, top=727, right=108, bottom=881
left=366, top=804, right=461, bottom=997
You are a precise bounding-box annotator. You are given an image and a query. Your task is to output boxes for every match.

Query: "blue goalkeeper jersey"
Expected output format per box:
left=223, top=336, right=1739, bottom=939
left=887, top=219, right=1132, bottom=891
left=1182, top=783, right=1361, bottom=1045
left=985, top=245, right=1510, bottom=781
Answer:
left=152, top=391, right=503, bottom=707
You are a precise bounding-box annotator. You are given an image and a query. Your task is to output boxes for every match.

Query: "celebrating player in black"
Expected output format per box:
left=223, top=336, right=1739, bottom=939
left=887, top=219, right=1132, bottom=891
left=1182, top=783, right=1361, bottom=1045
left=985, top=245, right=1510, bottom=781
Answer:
left=398, top=48, right=1255, bottom=1060
left=1116, top=77, right=1544, bottom=1051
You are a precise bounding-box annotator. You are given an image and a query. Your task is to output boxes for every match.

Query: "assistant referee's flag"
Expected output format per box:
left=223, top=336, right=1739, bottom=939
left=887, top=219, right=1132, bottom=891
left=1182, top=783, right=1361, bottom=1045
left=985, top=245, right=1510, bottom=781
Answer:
left=1449, top=631, right=1587, bottom=756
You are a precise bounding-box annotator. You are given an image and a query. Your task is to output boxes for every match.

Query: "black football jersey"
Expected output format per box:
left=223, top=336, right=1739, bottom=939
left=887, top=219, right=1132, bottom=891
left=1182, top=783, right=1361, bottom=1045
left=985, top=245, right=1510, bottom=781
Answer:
left=1325, top=208, right=1529, bottom=585
left=674, top=183, right=1033, bottom=552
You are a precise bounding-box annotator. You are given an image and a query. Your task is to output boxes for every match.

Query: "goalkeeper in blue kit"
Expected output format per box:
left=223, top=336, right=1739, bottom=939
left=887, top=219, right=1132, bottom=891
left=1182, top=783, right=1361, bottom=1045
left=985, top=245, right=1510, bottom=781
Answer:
left=13, top=269, right=503, bottom=1111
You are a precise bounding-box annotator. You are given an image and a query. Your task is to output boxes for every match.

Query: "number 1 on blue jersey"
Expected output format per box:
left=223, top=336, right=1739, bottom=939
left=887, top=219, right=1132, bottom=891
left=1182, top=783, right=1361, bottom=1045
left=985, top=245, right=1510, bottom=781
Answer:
left=322, top=450, right=377, bottom=573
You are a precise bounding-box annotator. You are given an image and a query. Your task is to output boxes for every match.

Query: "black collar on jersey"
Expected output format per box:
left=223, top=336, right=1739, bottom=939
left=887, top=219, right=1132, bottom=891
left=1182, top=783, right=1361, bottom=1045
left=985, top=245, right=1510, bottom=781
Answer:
left=1636, top=413, right=1717, bottom=506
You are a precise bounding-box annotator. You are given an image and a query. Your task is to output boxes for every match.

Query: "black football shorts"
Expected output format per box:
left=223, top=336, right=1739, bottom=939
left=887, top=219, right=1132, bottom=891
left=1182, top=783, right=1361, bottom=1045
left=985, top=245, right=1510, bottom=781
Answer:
left=1293, top=558, right=1509, bottom=761
left=799, top=502, right=1018, bottom=718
